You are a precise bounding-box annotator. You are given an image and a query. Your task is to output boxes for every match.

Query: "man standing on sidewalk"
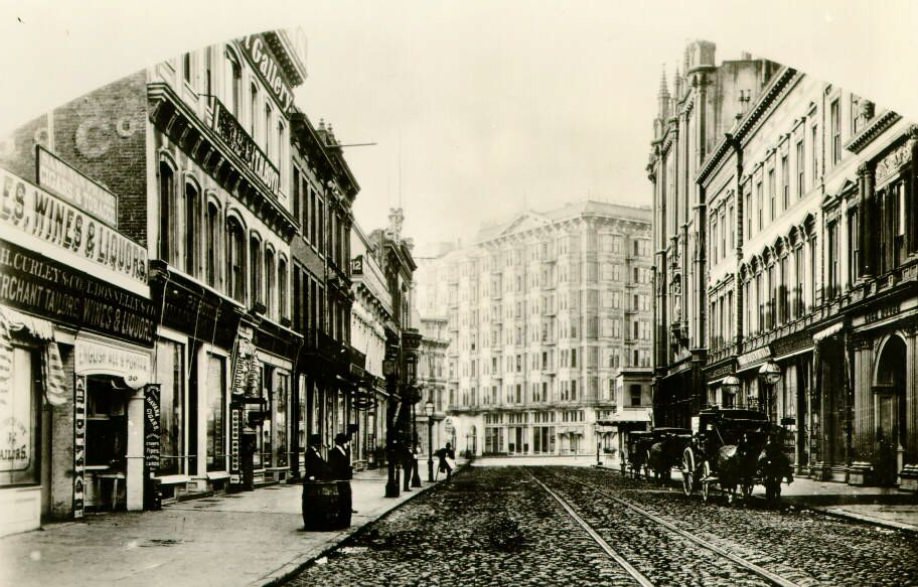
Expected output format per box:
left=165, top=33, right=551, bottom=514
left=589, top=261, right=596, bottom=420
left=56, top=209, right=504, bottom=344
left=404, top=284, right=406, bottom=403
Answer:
left=329, top=433, right=354, bottom=528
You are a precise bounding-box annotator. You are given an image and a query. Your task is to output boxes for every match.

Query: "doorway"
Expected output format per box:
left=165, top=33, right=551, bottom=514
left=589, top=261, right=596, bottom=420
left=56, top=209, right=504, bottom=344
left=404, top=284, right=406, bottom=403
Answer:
left=874, top=335, right=906, bottom=486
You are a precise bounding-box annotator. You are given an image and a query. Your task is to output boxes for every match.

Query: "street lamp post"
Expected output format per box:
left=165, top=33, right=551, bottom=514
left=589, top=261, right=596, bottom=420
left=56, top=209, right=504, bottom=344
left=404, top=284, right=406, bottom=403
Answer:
left=722, top=375, right=741, bottom=408
left=595, top=422, right=602, bottom=467
left=759, top=360, right=782, bottom=423
left=411, top=400, right=422, bottom=488
left=382, top=357, right=399, bottom=498
left=424, top=399, right=434, bottom=482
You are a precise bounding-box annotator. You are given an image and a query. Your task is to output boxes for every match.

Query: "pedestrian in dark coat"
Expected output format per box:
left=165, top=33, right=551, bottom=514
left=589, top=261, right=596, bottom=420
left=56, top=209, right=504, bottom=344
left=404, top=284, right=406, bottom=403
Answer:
left=328, top=432, right=354, bottom=527
left=435, top=442, right=456, bottom=480
left=304, top=434, right=329, bottom=482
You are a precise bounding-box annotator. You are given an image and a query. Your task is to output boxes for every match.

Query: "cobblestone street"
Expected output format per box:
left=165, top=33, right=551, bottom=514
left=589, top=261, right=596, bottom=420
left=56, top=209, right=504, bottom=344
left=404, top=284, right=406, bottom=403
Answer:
left=288, top=466, right=918, bottom=587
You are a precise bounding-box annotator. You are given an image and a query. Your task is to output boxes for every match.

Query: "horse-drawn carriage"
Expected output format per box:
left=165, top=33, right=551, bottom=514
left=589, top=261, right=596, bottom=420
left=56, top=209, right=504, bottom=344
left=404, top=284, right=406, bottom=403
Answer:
left=622, top=430, right=653, bottom=479
left=623, top=428, right=693, bottom=482
left=681, top=407, right=793, bottom=503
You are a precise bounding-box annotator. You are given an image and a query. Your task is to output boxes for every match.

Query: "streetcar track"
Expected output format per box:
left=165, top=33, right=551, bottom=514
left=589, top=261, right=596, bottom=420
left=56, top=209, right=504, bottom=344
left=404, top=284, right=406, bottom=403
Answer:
left=531, top=475, right=655, bottom=587
left=532, top=469, right=805, bottom=587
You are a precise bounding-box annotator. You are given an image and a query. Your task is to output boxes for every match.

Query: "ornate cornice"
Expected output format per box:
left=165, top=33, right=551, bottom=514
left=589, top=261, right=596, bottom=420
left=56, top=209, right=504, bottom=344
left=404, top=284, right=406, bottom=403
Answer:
left=147, top=82, right=298, bottom=242
left=845, top=110, right=901, bottom=154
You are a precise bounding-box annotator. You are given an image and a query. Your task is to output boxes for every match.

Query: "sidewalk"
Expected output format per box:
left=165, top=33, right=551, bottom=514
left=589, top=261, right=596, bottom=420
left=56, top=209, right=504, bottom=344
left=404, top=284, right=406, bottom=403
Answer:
left=0, top=466, right=445, bottom=587
left=606, top=464, right=918, bottom=534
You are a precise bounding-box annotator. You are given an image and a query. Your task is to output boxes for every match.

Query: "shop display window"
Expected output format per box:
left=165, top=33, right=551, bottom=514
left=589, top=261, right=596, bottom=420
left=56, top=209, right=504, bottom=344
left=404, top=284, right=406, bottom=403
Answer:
left=86, top=376, right=127, bottom=470
left=206, top=354, right=227, bottom=471
left=155, top=339, right=185, bottom=475
left=0, top=346, right=41, bottom=486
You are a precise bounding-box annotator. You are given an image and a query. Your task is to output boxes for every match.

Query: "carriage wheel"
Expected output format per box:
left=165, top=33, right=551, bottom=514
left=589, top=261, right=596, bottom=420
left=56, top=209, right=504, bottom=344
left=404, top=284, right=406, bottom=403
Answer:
left=700, top=461, right=712, bottom=503
left=681, top=448, right=695, bottom=497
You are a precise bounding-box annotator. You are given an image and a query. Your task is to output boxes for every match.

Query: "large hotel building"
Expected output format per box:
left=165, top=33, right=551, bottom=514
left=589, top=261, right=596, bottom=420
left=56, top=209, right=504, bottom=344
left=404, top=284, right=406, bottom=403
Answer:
left=415, top=202, right=653, bottom=457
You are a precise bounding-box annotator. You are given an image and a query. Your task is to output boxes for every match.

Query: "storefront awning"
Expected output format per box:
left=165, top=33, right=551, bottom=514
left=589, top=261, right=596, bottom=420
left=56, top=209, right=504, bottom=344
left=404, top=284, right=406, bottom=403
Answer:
left=609, top=411, right=652, bottom=424
left=813, top=321, right=844, bottom=342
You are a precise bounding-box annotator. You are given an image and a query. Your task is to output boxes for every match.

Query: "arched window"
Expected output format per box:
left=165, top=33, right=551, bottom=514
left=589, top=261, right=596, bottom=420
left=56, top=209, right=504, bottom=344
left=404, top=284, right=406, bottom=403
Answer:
left=225, top=50, right=242, bottom=117
left=250, top=83, right=258, bottom=138
left=278, top=256, right=288, bottom=321
left=265, top=247, right=276, bottom=319
left=249, top=234, right=262, bottom=308
left=184, top=181, right=199, bottom=277
left=206, top=201, right=220, bottom=288
left=159, top=161, right=175, bottom=264
left=227, top=216, right=246, bottom=303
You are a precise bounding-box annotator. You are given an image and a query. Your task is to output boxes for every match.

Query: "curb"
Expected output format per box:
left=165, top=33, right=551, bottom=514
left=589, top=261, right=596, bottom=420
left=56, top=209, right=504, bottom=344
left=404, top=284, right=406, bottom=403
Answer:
left=812, top=506, right=918, bottom=535
left=255, top=469, right=461, bottom=587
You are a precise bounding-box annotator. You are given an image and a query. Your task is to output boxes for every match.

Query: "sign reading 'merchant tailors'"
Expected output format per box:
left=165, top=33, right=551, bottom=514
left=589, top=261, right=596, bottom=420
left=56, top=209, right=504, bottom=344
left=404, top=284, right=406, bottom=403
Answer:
left=0, top=166, right=147, bottom=295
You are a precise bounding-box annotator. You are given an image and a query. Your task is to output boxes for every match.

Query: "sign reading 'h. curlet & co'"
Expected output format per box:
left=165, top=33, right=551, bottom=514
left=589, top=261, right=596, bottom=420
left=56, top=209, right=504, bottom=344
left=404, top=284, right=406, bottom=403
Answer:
left=0, top=240, right=156, bottom=345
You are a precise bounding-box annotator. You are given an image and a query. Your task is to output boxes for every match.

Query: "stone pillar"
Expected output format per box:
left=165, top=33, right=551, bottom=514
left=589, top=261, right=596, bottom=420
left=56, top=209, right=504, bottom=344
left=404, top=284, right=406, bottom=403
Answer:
left=126, top=389, right=145, bottom=511
left=849, top=337, right=874, bottom=485
left=902, top=324, right=918, bottom=491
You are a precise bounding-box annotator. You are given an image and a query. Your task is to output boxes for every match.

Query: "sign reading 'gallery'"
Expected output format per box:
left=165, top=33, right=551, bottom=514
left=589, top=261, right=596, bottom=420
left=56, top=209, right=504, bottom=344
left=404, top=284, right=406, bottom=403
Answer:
left=239, top=35, right=295, bottom=112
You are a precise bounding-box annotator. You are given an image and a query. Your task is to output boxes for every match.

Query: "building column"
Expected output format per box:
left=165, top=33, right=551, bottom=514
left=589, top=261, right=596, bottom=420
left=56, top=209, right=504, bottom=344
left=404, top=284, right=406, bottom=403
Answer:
left=849, top=336, right=874, bottom=484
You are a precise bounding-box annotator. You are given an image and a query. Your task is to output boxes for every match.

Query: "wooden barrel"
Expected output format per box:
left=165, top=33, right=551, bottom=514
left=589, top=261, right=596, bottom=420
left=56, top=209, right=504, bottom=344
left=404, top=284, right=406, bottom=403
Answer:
left=302, top=481, right=341, bottom=531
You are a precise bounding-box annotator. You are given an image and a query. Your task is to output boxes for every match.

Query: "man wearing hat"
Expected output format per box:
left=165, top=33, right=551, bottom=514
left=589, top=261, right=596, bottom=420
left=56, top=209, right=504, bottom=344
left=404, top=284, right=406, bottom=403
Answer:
left=304, top=434, right=328, bottom=482
left=328, top=432, right=355, bottom=527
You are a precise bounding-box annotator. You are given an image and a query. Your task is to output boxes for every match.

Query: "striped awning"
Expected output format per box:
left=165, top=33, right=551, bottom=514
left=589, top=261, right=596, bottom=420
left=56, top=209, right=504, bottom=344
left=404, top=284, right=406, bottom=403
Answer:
left=0, top=306, right=68, bottom=406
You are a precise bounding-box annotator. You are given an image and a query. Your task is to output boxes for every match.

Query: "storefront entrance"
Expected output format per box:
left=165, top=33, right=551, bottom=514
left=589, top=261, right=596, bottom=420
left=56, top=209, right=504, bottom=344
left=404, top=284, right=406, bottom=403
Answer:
left=874, top=335, right=907, bottom=486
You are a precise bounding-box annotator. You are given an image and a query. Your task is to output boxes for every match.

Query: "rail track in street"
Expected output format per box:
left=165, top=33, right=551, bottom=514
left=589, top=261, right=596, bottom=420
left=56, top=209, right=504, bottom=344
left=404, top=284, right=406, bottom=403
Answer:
left=530, top=468, right=816, bottom=587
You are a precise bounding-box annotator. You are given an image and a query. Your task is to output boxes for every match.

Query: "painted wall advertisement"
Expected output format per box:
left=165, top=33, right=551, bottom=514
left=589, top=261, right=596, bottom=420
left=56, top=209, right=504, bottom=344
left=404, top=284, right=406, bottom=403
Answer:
left=36, top=145, right=119, bottom=227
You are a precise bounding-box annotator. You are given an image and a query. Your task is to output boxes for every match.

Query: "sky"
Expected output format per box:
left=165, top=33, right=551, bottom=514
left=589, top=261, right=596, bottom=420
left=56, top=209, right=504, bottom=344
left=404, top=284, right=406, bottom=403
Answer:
left=1, top=0, right=916, bottom=255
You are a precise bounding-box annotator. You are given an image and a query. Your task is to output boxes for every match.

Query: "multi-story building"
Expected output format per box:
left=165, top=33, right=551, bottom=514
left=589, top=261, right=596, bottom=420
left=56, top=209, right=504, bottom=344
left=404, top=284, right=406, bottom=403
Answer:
left=0, top=29, right=378, bottom=534
left=649, top=41, right=780, bottom=431
left=367, top=208, right=421, bottom=496
left=415, top=201, right=653, bottom=457
left=350, top=220, right=397, bottom=470
left=417, top=314, right=451, bottom=462
left=289, top=114, right=359, bottom=477
left=651, top=40, right=918, bottom=490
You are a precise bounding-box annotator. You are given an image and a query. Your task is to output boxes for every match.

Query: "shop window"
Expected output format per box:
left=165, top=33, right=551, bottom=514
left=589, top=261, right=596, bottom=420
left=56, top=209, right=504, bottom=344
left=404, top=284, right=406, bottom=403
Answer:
left=86, top=376, right=127, bottom=470
left=0, top=347, right=41, bottom=486
left=156, top=339, right=184, bottom=476
left=206, top=354, right=227, bottom=472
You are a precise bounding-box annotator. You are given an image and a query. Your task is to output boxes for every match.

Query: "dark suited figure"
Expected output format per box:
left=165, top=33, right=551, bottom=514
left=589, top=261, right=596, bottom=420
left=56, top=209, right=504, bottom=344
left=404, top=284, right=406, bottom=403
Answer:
left=304, top=434, right=329, bottom=482
left=328, top=432, right=354, bottom=528
left=435, top=442, right=455, bottom=480
left=401, top=442, right=414, bottom=491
